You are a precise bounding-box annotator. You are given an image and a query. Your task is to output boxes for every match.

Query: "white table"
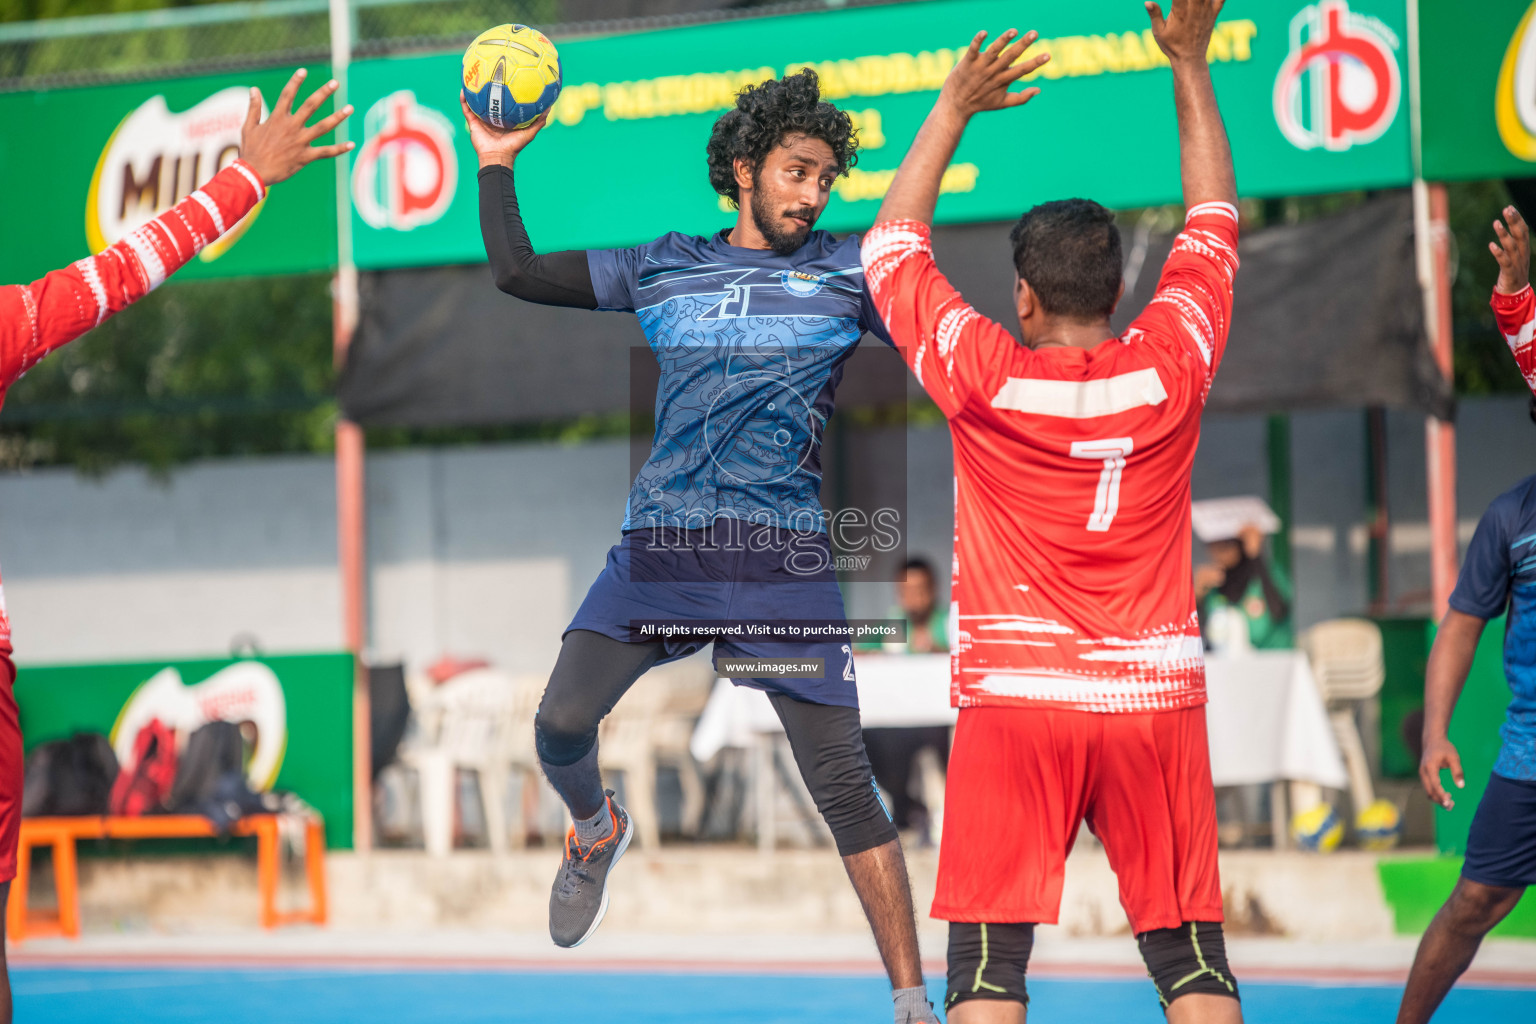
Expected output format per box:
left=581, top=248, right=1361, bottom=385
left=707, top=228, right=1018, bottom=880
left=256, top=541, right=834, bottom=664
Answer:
left=690, top=653, right=954, bottom=763
left=691, top=654, right=953, bottom=851
left=1204, top=650, right=1348, bottom=849
left=692, top=650, right=1346, bottom=851
left=1204, top=651, right=1347, bottom=788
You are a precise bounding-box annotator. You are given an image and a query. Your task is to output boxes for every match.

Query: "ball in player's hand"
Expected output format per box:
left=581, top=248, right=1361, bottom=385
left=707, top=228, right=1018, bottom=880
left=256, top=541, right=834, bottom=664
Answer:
left=462, top=24, right=562, bottom=131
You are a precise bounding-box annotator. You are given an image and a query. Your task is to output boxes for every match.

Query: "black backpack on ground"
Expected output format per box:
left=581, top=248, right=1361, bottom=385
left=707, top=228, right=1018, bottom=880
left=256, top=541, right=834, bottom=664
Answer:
left=169, top=721, right=274, bottom=834
left=22, top=732, right=119, bottom=817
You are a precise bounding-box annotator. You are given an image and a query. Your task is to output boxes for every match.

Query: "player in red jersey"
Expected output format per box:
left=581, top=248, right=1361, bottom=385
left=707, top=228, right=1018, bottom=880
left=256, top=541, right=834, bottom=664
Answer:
left=0, top=68, right=351, bottom=1022
left=862, top=1, right=1242, bottom=1021
left=1489, top=205, right=1534, bottom=393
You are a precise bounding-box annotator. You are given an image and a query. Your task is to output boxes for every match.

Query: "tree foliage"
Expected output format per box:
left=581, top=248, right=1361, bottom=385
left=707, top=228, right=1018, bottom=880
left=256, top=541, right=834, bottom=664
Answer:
left=0, top=274, right=338, bottom=473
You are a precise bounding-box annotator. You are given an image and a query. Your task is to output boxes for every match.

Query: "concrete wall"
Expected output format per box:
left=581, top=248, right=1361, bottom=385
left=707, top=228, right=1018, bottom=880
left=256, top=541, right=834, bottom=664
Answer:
left=1, top=396, right=1532, bottom=676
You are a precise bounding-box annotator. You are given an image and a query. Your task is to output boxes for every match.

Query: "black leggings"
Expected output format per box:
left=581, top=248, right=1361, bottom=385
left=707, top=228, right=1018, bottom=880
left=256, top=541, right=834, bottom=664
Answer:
left=536, top=629, right=897, bottom=856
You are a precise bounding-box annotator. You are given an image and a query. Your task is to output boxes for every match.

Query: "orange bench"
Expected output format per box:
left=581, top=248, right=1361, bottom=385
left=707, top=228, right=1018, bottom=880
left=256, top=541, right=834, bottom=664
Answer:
left=7, top=814, right=328, bottom=941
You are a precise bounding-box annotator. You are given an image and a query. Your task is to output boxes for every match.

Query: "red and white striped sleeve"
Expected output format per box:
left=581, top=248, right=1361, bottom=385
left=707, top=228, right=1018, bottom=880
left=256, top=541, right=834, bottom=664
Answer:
left=0, top=158, right=266, bottom=395
left=1493, top=285, right=1536, bottom=395
left=1125, top=201, right=1240, bottom=387
left=860, top=219, right=1013, bottom=419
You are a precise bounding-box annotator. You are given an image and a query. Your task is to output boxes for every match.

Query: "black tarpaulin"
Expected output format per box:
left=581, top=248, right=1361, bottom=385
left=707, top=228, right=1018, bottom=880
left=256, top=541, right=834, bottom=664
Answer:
left=1117, top=191, right=1451, bottom=419
left=339, top=191, right=1450, bottom=426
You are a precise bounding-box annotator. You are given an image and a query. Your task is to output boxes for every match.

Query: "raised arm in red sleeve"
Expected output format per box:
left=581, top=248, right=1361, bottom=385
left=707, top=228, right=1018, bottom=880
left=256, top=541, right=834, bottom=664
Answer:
left=1124, top=201, right=1240, bottom=394
left=1489, top=205, right=1534, bottom=394
left=1494, top=288, right=1536, bottom=395
left=0, top=158, right=266, bottom=402
left=861, top=219, right=1013, bottom=418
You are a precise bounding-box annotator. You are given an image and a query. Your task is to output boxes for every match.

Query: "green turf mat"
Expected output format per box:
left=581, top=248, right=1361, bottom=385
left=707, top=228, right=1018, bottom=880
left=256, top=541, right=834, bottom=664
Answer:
left=1378, top=857, right=1536, bottom=937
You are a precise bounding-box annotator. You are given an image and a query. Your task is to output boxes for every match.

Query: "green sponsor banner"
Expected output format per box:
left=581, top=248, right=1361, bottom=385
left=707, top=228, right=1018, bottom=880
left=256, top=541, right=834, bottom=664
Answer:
left=15, top=653, right=354, bottom=850
left=1418, top=0, right=1536, bottom=181
left=349, top=0, right=1414, bottom=270
left=0, top=65, right=339, bottom=288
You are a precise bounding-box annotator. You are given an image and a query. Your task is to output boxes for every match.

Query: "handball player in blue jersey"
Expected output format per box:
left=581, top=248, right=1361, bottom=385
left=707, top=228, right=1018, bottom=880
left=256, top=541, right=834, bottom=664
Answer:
left=463, top=71, right=938, bottom=1024
left=1397, top=210, right=1536, bottom=1024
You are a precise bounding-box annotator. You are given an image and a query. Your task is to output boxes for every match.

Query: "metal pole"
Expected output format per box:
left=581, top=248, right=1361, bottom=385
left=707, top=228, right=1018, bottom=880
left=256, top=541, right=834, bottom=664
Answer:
left=329, top=0, right=371, bottom=855
left=1417, top=179, right=1457, bottom=621
left=1406, top=1, right=1457, bottom=621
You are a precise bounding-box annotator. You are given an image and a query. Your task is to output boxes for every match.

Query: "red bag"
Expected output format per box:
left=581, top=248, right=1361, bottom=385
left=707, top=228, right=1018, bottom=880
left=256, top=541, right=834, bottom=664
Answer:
left=109, top=719, right=178, bottom=816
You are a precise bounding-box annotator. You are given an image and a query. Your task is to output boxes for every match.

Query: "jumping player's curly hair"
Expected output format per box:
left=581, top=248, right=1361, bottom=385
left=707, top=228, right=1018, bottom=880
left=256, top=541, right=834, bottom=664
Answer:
left=706, top=69, right=858, bottom=208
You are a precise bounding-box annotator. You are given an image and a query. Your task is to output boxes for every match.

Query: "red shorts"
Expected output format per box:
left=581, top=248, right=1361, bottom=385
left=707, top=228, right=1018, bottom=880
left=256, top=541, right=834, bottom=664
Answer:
left=932, top=705, right=1222, bottom=935
left=0, top=648, right=18, bottom=883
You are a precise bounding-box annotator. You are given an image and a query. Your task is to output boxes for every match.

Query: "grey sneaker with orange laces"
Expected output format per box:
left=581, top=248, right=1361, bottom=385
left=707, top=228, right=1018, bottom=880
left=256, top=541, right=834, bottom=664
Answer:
left=548, top=790, right=633, bottom=948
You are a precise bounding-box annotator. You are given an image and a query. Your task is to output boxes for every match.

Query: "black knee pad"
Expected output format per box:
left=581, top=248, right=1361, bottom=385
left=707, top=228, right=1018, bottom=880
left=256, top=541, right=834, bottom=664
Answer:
left=1138, top=921, right=1240, bottom=1011
left=945, top=922, right=1033, bottom=1012
left=533, top=698, right=600, bottom=768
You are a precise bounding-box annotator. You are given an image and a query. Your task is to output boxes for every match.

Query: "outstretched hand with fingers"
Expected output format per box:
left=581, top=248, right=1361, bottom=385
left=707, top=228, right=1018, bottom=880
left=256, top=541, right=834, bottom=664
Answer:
left=240, top=68, right=355, bottom=186
left=939, top=29, right=1050, bottom=120
left=1493, top=205, right=1531, bottom=296
left=1145, top=0, right=1226, bottom=63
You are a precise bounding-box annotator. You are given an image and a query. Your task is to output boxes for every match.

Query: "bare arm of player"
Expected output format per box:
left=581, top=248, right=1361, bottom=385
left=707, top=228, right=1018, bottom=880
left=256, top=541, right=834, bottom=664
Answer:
left=871, top=29, right=1048, bottom=228
left=0, top=69, right=352, bottom=392
left=1146, top=0, right=1237, bottom=211
left=1420, top=609, right=1486, bottom=810
left=463, top=97, right=597, bottom=308
left=1490, top=205, right=1536, bottom=393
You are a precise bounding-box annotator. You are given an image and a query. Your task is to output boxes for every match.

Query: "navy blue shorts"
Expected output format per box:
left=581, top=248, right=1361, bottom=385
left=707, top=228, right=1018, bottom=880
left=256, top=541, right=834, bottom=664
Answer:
left=1463, top=772, right=1536, bottom=889
left=567, top=522, right=859, bottom=707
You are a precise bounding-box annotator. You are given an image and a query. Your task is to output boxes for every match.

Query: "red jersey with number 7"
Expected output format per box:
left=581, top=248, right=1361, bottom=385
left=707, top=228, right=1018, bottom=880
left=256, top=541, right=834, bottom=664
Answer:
left=862, top=204, right=1240, bottom=713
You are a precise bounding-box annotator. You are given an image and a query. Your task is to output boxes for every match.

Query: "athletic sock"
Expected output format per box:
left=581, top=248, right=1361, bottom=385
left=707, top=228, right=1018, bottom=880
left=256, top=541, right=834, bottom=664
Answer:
left=540, top=744, right=607, bottom=829
left=573, top=799, right=615, bottom=851
left=892, top=985, right=938, bottom=1024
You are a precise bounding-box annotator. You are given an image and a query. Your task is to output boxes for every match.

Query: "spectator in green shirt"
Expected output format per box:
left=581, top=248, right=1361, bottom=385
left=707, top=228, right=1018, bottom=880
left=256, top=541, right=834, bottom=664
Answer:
left=1195, top=524, right=1293, bottom=651
left=862, top=557, right=950, bottom=654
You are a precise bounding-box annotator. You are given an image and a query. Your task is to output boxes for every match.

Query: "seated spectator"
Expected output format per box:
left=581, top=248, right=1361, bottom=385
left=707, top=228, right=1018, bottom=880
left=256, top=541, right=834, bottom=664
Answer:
left=862, top=557, right=950, bottom=654
left=1196, top=523, right=1293, bottom=652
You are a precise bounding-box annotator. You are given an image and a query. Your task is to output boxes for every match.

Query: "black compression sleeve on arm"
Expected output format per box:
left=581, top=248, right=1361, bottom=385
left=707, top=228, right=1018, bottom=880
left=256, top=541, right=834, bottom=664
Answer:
left=477, top=164, right=598, bottom=308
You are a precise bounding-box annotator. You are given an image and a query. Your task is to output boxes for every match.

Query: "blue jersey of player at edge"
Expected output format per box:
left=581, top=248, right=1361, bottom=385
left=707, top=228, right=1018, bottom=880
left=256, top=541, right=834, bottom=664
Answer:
left=1450, top=473, right=1536, bottom=782
left=587, top=228, right=890, bottom=533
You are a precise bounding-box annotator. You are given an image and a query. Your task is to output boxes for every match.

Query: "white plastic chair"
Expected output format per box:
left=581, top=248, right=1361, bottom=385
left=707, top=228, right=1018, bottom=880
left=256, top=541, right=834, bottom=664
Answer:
left=1298, top=619, right=1386, bottom=818
left=398, top=668, right=537, bottom=856
left=597, top=657, right=713, bottom=848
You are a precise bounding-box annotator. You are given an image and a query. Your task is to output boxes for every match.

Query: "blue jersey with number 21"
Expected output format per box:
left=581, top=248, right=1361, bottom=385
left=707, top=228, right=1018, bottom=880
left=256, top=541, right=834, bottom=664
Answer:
left=1451, top=474, right=1536, bottom=782
left=586, top=229, right=889, bottom=534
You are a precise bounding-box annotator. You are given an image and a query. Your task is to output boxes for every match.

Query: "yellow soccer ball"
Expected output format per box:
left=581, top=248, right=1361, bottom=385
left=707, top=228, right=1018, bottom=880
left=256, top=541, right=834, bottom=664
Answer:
left=461, top=24, right=562, bottom=131
left=1292, top=802, right=1344, bottom=853
left=1355, top=798, right=1403, bottom=851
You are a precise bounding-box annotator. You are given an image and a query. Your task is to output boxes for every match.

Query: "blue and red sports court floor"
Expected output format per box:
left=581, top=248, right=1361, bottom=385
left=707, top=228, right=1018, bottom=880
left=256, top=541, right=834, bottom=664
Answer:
left=13, top=950, right=1535, bottom=1023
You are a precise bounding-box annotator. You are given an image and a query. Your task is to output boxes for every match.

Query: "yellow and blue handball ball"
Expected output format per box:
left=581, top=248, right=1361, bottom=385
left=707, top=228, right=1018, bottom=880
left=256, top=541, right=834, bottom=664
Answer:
left=1355, top=798, right=1403, bottom=851
left=1291, top=802, right=1344, bottom=853
left=461, top=24, right=562, bottom=131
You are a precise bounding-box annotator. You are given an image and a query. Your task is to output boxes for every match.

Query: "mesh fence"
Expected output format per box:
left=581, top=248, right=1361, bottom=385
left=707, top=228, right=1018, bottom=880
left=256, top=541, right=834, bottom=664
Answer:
left=0, top=0, right=834, bottom=92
